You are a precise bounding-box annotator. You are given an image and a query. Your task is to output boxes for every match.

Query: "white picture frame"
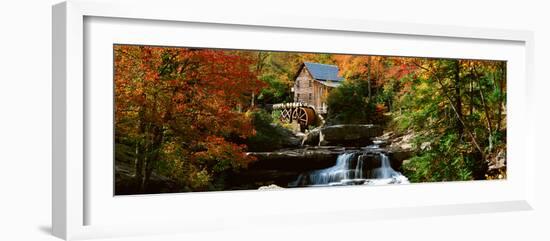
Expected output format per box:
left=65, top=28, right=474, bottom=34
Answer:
left=52, top=0, right=535, bottom=240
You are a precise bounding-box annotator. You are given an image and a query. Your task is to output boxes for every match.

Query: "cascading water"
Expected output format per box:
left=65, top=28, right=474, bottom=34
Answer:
left=289, top=148, right=409, bottom=187
left=290, top=153, right=360, bottom=186
left=370, top=153, right=395, bottom=179
left=367, top=152, right=410, bottom=185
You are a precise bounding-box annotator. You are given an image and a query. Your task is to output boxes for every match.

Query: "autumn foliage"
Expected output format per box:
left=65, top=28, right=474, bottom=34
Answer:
left=114, top=45, right=507, bottom=194
left=114, top=45, right=264, bottom=193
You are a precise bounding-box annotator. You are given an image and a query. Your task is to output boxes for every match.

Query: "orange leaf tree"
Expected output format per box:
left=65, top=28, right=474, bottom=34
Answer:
left=114, top=45, right=264, bottom=192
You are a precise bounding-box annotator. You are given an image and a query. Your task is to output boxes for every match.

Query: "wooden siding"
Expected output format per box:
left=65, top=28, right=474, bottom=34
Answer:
left=294, top=67, right=315, bottom=106
left=293, top=66, right=333, bottom=113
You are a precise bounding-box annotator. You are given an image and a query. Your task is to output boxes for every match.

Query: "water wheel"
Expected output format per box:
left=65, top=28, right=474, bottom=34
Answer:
left=291, top=108, right=299, bottom=123
left=275, top=104, right=317, bottom=131
left=295, top=107, right=316, bottom=131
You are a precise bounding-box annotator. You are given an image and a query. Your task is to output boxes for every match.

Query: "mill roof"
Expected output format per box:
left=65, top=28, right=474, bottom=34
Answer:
left=302, top=62, right=344, bottom=82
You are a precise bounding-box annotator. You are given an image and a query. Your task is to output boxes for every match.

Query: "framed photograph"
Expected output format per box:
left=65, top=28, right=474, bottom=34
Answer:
left=53, top=0, right=535, bottom=240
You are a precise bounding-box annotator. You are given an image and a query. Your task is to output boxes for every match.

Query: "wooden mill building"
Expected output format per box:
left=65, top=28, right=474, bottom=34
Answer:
left=293, top=62, right=344, bottom=114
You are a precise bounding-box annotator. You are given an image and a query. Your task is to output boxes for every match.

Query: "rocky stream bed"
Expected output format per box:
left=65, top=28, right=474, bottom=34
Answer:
left=238, top=124, right=413, bottom=189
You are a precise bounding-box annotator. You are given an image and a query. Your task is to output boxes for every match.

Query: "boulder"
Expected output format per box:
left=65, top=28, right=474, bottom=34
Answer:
left=283, top=133, right=302, bottom=148
left=258, top=184, right=284, bottom=190
left=234, top=147, right=347, bottom=189
left=357, top=152, right=402, bottom=171
left=354, top=148, right=411, bottom=172
left=246, top=123, right=302, bottom=152
left=319, top=124, right=383, bottom=147
left=387, top=148, right=413, bottom=164
left=247, top=146, right=346, bottom=171
left=389, top=130, right=415, bottom=151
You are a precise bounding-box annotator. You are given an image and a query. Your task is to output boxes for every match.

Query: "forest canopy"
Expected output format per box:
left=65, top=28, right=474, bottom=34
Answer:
left=114, top=45, right=506, bottom=194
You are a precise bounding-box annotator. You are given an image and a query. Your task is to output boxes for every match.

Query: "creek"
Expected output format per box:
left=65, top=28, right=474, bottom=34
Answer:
left=288, top=144, right=409, bottom=187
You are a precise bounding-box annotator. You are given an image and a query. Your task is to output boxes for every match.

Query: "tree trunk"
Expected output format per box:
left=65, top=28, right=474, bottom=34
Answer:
left=251, top=52, right=267, bottom=108
left=496, top=62, right=505, bottom=131
left=134, top=141, right=144, bottom=192
left=474, top=65, right=494, bottom=151
left=415, top=59, right=483, bottom=155
left=367, top=79, right=371, bottom=100
left=454, top=60, right=464, bottom=137
left=436, top=77, right=483, bottom=156
left=366, top=57, right=372, bottom=100
left=143, top=126, right=163, bottom=191
left=469, top=76, right=474, bottom=115
left=134, top=107, right=146, bottom=192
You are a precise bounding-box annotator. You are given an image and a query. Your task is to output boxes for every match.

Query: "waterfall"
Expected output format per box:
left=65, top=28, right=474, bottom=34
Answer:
left=354, top=156, right=364, bottom=180
left=291, top=153, right=359, bottom=186
left=370, top=153, right=395, bottom=179
left=289, top=151, right=409, bottom=187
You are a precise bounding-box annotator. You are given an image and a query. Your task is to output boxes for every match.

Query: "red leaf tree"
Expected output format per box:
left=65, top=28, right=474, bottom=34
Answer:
left=114, top=45, right=264, bottom=192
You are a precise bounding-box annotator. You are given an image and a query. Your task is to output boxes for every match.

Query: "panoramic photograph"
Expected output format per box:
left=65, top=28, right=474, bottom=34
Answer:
left=114, top=44, right=507, bottom=195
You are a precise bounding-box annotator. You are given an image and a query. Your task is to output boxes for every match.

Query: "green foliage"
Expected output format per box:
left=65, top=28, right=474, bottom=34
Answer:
left=115, top=46, right=508, bottom=193
left=325, top=80, right=379, bottom=124
left=403, top=132, right=475, bottom=182
left=245, top=109, right=295, bottom=152
left=257, top=75, right=292, bottom=104
left=271, top=109, right=282, bottom=121
left=376, top=77, right=400, bottom=111
left=392, top=59, right=506, bottom=181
